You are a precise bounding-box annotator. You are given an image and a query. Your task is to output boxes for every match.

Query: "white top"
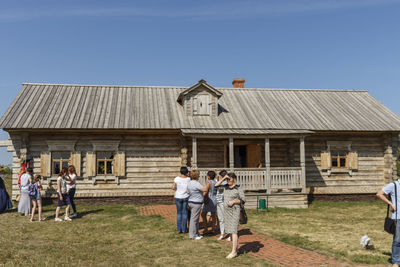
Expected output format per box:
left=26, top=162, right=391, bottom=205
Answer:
left=66, top=174, right=77, bottom=190
left=20, top=173, right=31, bottom=191
left=174, top=176, right=190, bottom=199
left=57, top=176, right=68, bottom=194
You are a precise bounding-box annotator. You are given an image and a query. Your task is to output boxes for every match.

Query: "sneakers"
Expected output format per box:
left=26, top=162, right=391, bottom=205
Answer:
left=64, top=216, right=72, bottom=221
left=226, top=252, right=237, bottom=259
left=194, top=235, right=203, bottom=240
left=227, top=236, right=232, bottom=242
left=72, top=213, right=77, bottom=218
left=55, top=218, right=63, bottom=222
left=217, top=235, right=224, bottom=241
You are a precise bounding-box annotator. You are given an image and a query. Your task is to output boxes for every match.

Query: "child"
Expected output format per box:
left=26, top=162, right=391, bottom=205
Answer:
left=55, top=168, right=72, bottom=222
left=29, top=175, right=45, bottom=222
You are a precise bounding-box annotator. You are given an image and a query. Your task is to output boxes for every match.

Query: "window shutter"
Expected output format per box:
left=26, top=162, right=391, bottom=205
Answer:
left=40, top=151, right=51, bottom=177
left=320, top=151, right=331, bottom=170
left=86, top=152, right=96, bottom=177
left=349, top=151, right=358, bottom=170
left=71, top=151, right=81, bottom=177
left=114, top=151, right=126, bottom=177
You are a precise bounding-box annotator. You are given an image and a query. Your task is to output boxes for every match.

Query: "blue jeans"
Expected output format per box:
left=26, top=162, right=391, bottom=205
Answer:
left=393, top=220, right=400, bottom=264
left=175, top=197, right=189, bottom=233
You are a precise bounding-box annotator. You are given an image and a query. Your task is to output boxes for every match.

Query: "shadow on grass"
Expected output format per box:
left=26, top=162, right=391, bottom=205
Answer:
left=239, top=241, right=264, bottom=254
left=238, top=228, right=253, bottom=236
left=45, top=209, right=104, bottom=220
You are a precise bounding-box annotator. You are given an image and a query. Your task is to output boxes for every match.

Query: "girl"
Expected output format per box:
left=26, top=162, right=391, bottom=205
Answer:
left=201, top=170, right=218, bottom=234
left=30, top=175, right=45, bottom=222
left=55, top=168, right=71, bottom=222
left=66, top=165, right=78, bottom=217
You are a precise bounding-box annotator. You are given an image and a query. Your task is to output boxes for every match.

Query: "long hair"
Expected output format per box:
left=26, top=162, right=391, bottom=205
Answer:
left=58, top=167, right=68, bottom=177
left=68, top=165, right=76, bottom=175
left=33, top=174, right=41, bottom=183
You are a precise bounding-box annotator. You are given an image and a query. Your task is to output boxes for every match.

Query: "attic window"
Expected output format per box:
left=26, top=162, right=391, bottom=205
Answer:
left=193, top=94, right=210, bottom=115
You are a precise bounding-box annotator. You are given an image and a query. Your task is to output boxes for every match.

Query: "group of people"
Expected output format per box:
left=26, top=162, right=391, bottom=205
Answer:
left=16, top=165, right=78, bottom=221
left=173, top=167, right=245, bottom=259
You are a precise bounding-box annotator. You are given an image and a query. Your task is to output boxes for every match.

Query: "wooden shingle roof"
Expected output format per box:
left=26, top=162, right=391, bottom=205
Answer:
left=1, top=82, right=400, bottom=132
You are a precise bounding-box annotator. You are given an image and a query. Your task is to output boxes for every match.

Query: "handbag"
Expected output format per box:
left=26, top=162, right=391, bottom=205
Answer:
left=384, top=182, right=397, bottom=235
left=239, top=203, right=247, bottom=224
left=15, top=194, right=21, bottom=202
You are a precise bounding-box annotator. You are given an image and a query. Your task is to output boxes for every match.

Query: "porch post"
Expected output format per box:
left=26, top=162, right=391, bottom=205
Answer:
left=265, top=138, right=271, bottom=193
left=300, top=137, right=306, bottom=193
left=192, top=137, right=197, bottom=169
left=229, top=137, right=234, bottom=170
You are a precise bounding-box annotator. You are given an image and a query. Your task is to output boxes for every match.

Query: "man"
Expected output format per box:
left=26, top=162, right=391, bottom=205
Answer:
left=377, top=180, right=400, bottom=267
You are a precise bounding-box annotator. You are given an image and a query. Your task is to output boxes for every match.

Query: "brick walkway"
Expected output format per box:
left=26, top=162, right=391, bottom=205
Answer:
left=138, top=205, right=350, bottom=266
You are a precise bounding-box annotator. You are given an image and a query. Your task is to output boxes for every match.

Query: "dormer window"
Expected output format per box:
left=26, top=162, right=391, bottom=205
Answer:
left=193, top=94, right=210, bottom=115
left=178, top=80, right=223, bottom=117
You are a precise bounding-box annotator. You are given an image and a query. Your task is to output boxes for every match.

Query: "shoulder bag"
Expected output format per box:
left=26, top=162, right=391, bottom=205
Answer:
left=239, top=203, right=247, bottom=224
left=384, top=181, right=397, bottom=235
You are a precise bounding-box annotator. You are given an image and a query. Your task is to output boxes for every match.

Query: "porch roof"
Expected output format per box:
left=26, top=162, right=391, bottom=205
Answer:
left=181, top=128, right=313, bottom=135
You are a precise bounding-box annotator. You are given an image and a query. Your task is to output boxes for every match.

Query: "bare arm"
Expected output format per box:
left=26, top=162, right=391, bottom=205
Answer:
left=57, top=179, right=63, bottom=200
left=215, top=176, right=228, bottom=187
left=377, top=190, right=395, bottom=210
left=202, top=181, right=211, bottom=196
left=172, top=182, right=177, bottom=191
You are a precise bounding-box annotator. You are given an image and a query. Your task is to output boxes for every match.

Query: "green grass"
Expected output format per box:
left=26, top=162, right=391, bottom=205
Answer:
left=247, top=201, right=393, bottom=265
left=0, top=203, right=270, bottom=266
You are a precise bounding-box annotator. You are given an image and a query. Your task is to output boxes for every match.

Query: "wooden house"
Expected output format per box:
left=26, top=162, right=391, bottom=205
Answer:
left=1, top=79, right=399, bottom=208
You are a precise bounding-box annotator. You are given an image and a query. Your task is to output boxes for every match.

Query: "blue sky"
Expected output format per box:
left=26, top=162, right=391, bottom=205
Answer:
left=0, top=0, right=399, bottom=164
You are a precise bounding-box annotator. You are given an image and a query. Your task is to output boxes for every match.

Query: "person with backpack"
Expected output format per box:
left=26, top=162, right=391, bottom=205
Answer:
left=29, top=175, right=45, bottom=222
left=18, top=168, right=32, bottom=216
left=55, top=168, right=71, bottom=222
left=377, top=181, right=400, bottom=267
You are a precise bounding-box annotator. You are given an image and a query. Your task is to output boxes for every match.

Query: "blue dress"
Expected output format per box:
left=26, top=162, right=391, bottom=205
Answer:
left=0, top=176, right=12, bottom=212
left=203, top=179, right=217, bottom=213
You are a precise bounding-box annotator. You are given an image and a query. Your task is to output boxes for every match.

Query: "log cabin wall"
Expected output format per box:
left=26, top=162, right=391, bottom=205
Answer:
left=9, top=132, right=182, bottom=199
left=301, top=133, right=398, bottom=194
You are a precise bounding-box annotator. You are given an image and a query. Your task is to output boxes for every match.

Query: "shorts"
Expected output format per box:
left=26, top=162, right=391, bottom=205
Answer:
left=30, top=190, right=41, bottom=200
left=57, top=193, right=71, bottom=207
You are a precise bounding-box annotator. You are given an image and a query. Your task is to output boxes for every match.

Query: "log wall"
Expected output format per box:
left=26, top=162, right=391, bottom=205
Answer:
left=9, top=132, right=182, bottom=199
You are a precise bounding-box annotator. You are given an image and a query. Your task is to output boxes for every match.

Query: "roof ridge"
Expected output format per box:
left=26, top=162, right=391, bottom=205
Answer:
left=22, top=83, right=368, bottom=92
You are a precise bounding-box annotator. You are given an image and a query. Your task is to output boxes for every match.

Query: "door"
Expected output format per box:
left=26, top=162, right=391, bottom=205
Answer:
left=247, top=144, right=262, bottom=167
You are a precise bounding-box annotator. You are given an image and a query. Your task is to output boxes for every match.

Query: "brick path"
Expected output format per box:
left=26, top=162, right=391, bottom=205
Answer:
left=138, top=205, right=351, bottom=266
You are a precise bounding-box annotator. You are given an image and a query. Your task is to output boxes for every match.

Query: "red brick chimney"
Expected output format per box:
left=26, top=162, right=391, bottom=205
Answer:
left=232, top=78, right=245, bottom=88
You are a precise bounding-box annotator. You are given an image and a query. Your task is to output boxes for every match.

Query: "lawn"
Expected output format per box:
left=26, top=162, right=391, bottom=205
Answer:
left=0, top=203, right=271, bottom=266
left=247, top=201, right=393, bottom=265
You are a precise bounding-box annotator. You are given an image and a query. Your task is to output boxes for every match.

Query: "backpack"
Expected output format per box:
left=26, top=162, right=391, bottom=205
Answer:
left=28, top=183, right=37, bottom=197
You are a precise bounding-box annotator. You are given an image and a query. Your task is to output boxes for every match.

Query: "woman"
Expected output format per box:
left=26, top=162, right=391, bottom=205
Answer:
left=18, top=168, right=32, bottom=216
left=215, top=172, right=246, bottom=259
left=172, top=166, right=190, bottom=233
left=216, top=169, right=228, bottom=240
left=201, top=170, right=217, bottom=234
left=30, top=175, right=45, bottom=222
left=67, top=165, right=78, bottom=217
left=187, top=170, right=208, bottom=240
left=55, top=168, right=71, bottom=222
left=0, top=168, right=12, bottom=213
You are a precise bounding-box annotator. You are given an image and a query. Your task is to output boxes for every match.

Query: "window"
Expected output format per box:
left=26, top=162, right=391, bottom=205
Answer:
left=193, top=94, right=210, bottom=115
left=331, top=151, right=347, bottom=168
left=97, top=152, right=114, bottom=175
left=52, top=152, right=71, bottom=175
